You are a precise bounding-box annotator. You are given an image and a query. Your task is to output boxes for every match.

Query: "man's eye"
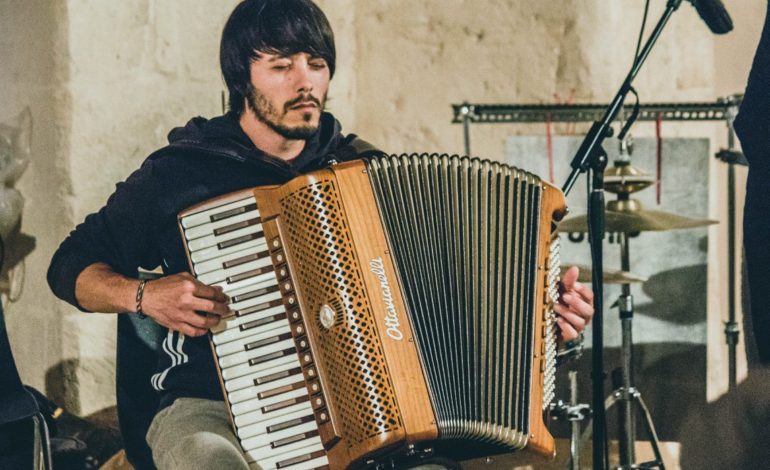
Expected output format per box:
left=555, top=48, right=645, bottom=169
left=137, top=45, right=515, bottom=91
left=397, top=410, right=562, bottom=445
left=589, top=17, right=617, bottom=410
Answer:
left=273, top=64, right=291, bottom=70
left=309, top=61, right=327, bottom=69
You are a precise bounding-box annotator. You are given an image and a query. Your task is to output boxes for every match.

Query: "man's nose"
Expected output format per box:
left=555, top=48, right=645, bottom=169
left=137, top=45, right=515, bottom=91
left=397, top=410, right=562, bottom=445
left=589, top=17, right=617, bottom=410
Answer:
left=293, top=63, right=313, bottom=94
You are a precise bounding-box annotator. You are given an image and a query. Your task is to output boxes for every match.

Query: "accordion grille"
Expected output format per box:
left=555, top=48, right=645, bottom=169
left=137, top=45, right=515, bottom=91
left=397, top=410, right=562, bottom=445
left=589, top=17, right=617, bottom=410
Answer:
left=278, top=178, right=403, bottom=446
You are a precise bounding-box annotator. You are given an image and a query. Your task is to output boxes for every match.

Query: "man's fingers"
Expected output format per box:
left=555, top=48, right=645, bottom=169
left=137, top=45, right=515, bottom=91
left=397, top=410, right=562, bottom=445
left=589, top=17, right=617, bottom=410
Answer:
left=554, top=304, right=586, bottom=331
left=561, top=293, right=594, bottom=319
left=177, top=323, right=208, bottom=337
left=190, top=298, right=230, bottom=317
left=557, top=317, right=579, bottom=342
left=182, top=311, right=221, bottom=329
left=561, top=265, right=579, bottom=290
left=572, top=281, right=594, bottom=304
left=192, top=282, right=229, bottom=303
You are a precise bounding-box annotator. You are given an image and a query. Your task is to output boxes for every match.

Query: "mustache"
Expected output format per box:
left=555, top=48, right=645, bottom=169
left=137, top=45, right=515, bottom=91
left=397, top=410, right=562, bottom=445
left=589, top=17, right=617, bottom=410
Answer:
left=284, top=94, right=322, bottom=111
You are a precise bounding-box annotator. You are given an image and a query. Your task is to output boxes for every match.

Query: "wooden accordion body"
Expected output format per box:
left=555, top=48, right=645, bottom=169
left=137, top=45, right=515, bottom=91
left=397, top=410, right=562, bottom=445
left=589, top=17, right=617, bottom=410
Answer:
left=178, top=154, right=567, bottom=470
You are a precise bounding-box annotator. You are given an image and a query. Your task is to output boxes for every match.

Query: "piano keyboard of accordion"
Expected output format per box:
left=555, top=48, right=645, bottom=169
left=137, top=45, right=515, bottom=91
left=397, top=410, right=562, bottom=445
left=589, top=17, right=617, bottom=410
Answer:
left=177, top=154, right=566, bottom=470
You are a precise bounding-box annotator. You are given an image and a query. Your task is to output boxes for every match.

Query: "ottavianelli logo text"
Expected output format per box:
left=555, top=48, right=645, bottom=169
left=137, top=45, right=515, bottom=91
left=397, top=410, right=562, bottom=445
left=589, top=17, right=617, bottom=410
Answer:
left=368, top=257, right=403, bottom=341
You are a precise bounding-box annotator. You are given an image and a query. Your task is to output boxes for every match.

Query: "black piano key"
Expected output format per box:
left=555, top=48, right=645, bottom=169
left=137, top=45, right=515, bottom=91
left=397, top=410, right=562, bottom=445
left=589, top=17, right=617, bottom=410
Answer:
left=271, top=430, right=320, bottom=449
left=213, top=217, right=261, bottom=236
left=245, top=332, right=293, bottom=351
left=254, top=367, right=302, bottom=386
left=210, top=202, right=257, bottom=222
left=266, top=415, right=315, bottom=434
left=276, top=449, right=325, bottom=469
left=217, top=231, right=264, bottom=250
left=227, top=264, right=274, bottom=284
left=248, top=347, right=296, bottom=366
left=239, top=312, right=286, bottom=331
left=223, top=251, right=270, bottom=269
left=235, top=298, right=284, bottom=317
left=258, top=381, right=306, bottom=400
left=232, top=285, right=280, bottom=304
left=261, top=394, right=309, bottom=414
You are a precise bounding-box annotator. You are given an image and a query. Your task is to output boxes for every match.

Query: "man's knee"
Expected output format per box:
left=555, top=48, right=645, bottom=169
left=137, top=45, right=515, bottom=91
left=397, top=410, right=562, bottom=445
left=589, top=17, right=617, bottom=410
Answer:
left=160, top=432, right=249, bottom=470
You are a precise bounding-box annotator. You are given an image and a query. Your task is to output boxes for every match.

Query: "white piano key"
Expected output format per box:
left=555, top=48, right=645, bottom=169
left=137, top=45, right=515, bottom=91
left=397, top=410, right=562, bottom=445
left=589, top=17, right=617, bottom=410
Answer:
left=247, top=436, right=325, bottom=470
left=211, top=305, right=286, bottom=341
left=181, top=196, right=257, bottom=229
left=235, top=408, right=314, bottom=440
left=219, top=338, right=296, bottom=370
left=228, top=373, right=303, bottom=405
left=188, top=222, right=264, bottom=252
left=185, top=210, right=260, bottom=241
left=216, top=272, right=277, bottom=297
left=215, top=325, right=291, bottom=358
left=281, top=455, right=329, bottom=470
left=220, top=351, right=299, bottom=381
left=231, top=386, right=307, bottom=416
left=191, top=238, right=267, bottom=264
left=247, top=438, right=324, bottom=469
left=235, top=401, right=311, bottom=428
left=198, top=258, right=272, bottom=286
left=224, top=359, right=301, bottom=393
left=193, top=245, right=270, bottom=276
left=240, top=421, right=318, bottom=452
left=228, top=289, right=282, bottom=313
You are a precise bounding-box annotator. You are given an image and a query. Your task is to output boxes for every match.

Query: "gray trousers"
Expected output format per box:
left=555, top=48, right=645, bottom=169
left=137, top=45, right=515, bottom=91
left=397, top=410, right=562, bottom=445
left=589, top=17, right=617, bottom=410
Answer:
left=146, top=397, right=254, bottom=470
left=146, top=397, right=448, bottom=470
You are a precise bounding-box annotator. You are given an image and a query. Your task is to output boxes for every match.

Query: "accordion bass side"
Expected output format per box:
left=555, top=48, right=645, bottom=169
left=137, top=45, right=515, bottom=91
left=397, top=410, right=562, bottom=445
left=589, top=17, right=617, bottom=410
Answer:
left=178, top=154, right=567, bottom=470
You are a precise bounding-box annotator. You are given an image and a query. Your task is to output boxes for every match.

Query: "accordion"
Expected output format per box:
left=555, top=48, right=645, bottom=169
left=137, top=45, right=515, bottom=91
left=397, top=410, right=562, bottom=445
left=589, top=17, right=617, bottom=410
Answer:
left=178, top=154, right=566, bottom=470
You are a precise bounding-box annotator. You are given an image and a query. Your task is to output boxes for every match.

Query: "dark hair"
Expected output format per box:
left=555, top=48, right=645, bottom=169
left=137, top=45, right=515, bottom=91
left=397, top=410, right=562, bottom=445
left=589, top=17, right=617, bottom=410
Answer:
left=220, top=0, right=336, bottom=115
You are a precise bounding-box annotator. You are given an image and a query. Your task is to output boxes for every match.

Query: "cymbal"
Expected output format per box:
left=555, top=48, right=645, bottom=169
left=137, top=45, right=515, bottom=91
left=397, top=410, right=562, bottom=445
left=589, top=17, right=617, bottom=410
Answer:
left=561, top=264, right=648, bottom=284
left=558, top=199, right=717, bottom=233
left=604, top=161, right=655, bottom=195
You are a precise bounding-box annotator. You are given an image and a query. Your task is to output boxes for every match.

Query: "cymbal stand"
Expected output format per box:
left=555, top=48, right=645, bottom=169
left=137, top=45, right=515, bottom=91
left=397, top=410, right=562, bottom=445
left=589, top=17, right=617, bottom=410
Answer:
left=604, top=231, right=665, bottom=469
left=715, top=95, right=746, bottom=389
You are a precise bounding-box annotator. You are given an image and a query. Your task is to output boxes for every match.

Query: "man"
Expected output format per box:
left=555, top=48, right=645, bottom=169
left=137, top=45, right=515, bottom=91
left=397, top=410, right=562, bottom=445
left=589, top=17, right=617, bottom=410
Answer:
left=47, top=1, right=594, bottom=469
left=735, top=0, right=770, bottom=366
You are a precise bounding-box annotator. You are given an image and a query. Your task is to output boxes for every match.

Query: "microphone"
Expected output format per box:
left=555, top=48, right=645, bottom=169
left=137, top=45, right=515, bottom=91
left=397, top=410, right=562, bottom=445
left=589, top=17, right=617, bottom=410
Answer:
left=688, top=0, right=734, bottom=34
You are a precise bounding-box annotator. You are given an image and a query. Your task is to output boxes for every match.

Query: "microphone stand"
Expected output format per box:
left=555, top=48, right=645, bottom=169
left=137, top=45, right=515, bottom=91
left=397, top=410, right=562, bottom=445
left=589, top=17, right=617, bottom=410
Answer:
left=560, top=1, right=683, bottom=468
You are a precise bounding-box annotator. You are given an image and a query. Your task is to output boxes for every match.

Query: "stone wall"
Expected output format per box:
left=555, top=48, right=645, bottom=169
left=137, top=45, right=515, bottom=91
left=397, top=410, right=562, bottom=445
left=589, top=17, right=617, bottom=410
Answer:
left=0, top=0, right=765, bottom=414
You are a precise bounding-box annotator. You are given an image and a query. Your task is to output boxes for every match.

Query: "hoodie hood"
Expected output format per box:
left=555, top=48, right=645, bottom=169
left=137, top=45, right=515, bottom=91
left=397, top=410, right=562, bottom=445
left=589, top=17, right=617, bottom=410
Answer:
left=151, top=111, right=346, bottom=175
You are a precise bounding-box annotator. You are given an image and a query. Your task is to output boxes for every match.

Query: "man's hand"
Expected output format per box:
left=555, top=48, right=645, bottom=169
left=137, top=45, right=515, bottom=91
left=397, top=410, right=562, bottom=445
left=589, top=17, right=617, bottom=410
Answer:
left=554, top=266, right=595, bottom=341
left=141, top=272, right=230, bottom=337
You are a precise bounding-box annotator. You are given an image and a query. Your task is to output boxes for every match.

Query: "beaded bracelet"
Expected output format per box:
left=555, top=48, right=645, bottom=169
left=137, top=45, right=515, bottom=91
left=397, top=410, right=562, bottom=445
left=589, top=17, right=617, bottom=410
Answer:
left=136, top=279, right=148, bottom=318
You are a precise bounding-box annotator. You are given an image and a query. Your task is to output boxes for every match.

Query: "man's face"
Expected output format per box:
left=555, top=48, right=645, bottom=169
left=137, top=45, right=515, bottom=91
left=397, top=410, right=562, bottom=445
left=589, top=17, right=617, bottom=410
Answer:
left=246, top=51, right=330, bottom=140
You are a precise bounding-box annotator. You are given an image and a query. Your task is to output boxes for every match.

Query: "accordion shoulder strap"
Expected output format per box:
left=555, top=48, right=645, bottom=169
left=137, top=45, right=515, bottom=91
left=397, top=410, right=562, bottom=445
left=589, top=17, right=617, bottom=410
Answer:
left=332, top=135, right=387, bottom=162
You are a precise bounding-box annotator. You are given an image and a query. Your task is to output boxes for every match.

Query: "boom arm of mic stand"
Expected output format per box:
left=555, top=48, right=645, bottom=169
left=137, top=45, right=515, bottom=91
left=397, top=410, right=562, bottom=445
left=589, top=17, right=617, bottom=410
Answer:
left=557, top=3, right=682, bottom=469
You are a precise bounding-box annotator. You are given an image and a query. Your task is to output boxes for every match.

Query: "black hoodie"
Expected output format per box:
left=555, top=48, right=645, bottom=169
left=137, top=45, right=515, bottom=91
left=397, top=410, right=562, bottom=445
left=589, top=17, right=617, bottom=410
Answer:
left=48, top=111, right=351, bottom=407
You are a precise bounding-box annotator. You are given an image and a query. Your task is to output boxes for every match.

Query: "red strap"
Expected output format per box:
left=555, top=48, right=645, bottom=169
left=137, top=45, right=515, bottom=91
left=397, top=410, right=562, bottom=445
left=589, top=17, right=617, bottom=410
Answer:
left=546, top=113, right=554, bottom=183
left=655, top=112, right=663, bottom=205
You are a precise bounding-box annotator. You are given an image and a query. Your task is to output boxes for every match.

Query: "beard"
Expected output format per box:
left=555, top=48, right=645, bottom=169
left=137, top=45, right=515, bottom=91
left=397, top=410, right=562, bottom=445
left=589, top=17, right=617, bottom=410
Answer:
left=246, top=85, right=325, bottom=140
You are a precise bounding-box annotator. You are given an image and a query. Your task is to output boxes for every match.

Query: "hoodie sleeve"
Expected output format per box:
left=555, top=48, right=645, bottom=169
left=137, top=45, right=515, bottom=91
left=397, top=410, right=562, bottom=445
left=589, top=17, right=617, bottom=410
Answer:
left=47, top=159, right=164, bottom=311
left=734, top=2, right=770, bottom=170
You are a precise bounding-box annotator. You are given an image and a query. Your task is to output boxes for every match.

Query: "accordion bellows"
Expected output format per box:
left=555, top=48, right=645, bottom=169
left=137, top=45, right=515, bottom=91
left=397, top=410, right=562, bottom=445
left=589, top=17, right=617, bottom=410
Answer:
left=178, top=154, right=566, bottom=470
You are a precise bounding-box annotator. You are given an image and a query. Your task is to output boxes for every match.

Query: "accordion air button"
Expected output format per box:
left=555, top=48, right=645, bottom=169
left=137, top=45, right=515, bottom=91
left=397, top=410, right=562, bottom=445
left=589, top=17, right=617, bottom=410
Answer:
left=285, top=295, right=296, bottom=307
left=270, top=237, right=282, bottom=250
left=316, top=408, right=329, bottom=424
left=296, top=336, right=309, bottom=351
left=311, top=396, right=325, bottom=411
left=301, top=352, right=313, bottom=365
left=308, top=380, right=321, bottom=395
left=277, top=265, right=289, bottom=279
left=304, top=366, right=317, bottom=381
left=281, top=281, right=293, bottom=294
left=289, top=310, right=302, bottom=323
